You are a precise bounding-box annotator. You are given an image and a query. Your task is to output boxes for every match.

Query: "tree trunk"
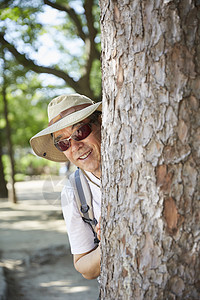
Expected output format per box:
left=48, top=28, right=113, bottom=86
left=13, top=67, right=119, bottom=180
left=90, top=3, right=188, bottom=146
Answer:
left=2, top=61, right=17, bottom=204
left=100, top=1, right=199, bottom=299
left=0, top=129, right=8, bottom=198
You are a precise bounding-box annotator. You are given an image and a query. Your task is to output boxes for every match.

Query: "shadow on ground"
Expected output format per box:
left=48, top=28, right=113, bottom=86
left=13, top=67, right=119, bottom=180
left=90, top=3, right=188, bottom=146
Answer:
left=0, top=179, right=99, bottom=300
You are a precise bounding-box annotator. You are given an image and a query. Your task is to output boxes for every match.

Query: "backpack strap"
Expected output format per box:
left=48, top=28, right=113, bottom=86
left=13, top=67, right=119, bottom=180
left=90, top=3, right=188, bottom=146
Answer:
left=69, top=168, right=99, bottom=245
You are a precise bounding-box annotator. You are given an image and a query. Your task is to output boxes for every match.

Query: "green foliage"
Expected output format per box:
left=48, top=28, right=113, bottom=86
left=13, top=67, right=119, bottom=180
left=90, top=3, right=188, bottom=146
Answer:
left=0, top=57, right=55, bottom=180
left=3, top=153, right=60, bottom=181
left=0, top=65, right=49, bottom=148
left=17, top=153, right=60, bottom=176
left=0, top=0, right=102, bottom=97
left=0, top=5, right=43, bottom=50
left=90, top=59, right=102, bottom=98
left=2, top=154, right=10, bottom=181
left=0, top=0, right=102, bottom=182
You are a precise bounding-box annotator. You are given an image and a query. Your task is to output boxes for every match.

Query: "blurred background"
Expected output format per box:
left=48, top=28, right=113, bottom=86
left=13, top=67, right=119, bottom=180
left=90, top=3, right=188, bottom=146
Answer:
left=0, top=1, right=101, bottom=298
left=0, top=0, right=102, bottom=203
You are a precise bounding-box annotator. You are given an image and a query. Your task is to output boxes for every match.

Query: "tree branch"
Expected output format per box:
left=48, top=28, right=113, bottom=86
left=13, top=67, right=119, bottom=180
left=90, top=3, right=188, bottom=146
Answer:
left=43, top=0, right=86, bottom=42
left=84, top=0, right=97, bottom=42
left=0, top=0, right=13, bottom=9
left=0, top=32, right=80, bottom=91
left=43, top=0, right=100, bottom=99
left=85, top=0, right=100, bottom=59
left=81, top=0, right=100, bottom=80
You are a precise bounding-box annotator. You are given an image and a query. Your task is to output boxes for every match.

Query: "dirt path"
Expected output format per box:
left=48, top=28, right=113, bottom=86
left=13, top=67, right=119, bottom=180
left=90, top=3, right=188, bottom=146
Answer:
left=0, top=178, right=99, bottom=300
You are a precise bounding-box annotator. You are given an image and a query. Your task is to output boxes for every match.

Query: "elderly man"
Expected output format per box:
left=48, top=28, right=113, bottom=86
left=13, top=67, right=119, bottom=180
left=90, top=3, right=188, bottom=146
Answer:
left=30, top=94, right=101, bottom=280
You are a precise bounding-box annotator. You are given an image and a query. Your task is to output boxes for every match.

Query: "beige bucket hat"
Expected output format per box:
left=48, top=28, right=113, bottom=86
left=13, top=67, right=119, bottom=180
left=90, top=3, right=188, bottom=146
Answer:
left=30, top=94, right=102, bottom=162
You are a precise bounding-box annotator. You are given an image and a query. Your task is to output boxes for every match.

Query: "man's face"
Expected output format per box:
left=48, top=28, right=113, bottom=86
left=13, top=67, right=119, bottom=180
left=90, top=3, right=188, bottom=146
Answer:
left=54, top=117, right=101, bottom=178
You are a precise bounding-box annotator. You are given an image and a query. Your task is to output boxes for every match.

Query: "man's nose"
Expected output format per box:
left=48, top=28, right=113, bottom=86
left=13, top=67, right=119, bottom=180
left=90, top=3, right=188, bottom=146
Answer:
left=70, top=138, right=84, bottom=151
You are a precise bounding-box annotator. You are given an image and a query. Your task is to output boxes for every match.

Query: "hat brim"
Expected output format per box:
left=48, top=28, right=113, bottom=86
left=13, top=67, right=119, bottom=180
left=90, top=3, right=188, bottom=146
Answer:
left=30, top=102, right=102, bottom=162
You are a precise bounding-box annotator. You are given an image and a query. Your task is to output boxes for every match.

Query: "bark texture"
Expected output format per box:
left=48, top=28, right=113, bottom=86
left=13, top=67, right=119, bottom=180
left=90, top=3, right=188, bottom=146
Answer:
left=100, top=1, right=200, bottom=299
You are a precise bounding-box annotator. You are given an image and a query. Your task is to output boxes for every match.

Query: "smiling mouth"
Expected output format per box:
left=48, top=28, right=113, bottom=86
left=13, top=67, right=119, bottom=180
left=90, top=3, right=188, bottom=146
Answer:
left=79, top=150, right=92, bottom=160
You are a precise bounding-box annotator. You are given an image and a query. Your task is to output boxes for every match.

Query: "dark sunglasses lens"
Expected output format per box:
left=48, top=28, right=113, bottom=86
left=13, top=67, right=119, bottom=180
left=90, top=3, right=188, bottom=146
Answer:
left=55, top=140, right=70, bottom=152
left=73, top=124, right=91, bottom=141
left=54, top=124, right=91, bottom=152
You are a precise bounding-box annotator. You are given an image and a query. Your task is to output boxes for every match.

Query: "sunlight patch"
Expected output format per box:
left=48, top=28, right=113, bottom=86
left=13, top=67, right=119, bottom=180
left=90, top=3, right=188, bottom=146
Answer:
left=40, top=281, right=90, bottom=293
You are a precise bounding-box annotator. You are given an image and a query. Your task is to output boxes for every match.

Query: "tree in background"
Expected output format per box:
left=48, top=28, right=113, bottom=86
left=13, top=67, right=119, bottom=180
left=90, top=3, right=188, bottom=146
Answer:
left=2, top=53, right=17, bottom=203
left=0, top=0, right=101, bottom=199
left=0, top=50, right=50, bottom=201
left=0, top=0, right=101, bottom=100
left=100, top=1, right=199, bottom=299
left=0, top=129, right=8, bottom=198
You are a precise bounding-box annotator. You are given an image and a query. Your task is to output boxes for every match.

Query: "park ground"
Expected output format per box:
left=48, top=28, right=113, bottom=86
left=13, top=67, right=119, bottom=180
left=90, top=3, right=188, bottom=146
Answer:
left=0, top=177, right=99, bottom=300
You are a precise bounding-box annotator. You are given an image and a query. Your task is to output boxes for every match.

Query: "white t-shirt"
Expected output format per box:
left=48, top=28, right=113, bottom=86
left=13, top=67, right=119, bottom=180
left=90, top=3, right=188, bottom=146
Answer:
left=61, top=171, right=101, bottom=254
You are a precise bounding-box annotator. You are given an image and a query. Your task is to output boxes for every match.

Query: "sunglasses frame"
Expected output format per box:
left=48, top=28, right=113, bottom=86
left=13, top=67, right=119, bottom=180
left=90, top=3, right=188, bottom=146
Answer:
left=53, top=123, right=92, bottom=152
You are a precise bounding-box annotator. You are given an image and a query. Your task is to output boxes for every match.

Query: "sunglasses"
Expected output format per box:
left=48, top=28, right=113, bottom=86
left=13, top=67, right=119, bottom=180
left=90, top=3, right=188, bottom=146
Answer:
left=53, top=123, right=92, bottom=152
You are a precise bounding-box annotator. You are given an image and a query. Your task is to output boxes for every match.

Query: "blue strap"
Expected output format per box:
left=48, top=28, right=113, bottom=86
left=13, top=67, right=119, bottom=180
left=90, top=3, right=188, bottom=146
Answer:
left=74, top=169, right=99, bottom=244
left=74, top=169, right=89, bottom=214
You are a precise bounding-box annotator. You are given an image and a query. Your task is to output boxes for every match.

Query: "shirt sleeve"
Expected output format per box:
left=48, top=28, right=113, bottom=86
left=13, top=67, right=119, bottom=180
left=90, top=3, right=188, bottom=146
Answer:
left=61, top=180, right=96, bottom=255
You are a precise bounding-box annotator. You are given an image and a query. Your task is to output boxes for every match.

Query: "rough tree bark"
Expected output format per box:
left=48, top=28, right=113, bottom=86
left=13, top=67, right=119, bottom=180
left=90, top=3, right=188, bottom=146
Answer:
left=100, top=1, right=200, bottom=299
